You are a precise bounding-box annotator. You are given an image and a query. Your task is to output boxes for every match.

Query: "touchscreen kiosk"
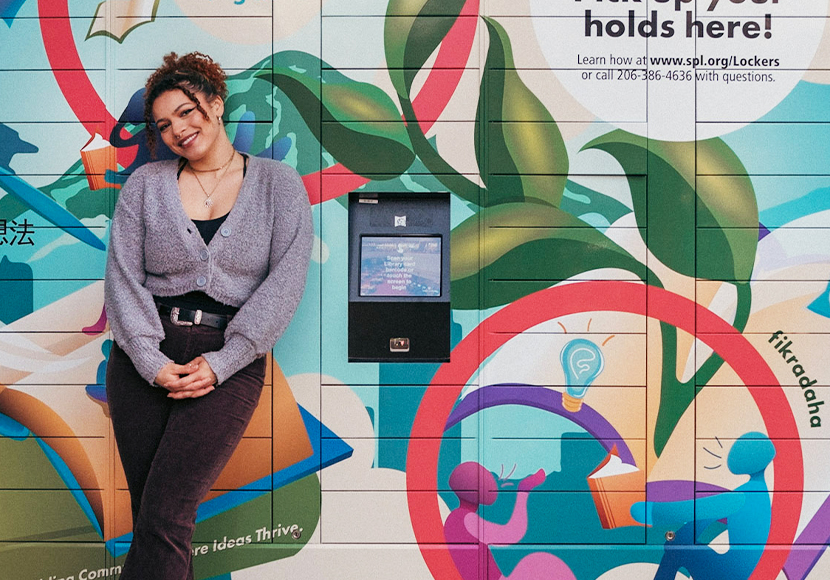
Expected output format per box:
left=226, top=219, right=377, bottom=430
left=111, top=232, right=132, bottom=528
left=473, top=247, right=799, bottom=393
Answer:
left=348, top=192, right=450, bottom=361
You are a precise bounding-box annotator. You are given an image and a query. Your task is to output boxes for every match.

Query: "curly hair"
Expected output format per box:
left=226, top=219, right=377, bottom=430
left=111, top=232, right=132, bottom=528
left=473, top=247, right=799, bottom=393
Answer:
left=143, top=52, right=228, bottom=156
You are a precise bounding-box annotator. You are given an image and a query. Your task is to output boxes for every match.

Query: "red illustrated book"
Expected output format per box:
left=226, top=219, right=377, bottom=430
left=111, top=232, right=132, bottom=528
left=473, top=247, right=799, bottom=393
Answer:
left=587, top=445, right=645, bottom=529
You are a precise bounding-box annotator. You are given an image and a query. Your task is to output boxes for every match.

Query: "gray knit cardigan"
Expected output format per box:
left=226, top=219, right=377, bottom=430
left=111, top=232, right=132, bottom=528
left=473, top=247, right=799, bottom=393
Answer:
left=104, top=155, right=313, bottom=386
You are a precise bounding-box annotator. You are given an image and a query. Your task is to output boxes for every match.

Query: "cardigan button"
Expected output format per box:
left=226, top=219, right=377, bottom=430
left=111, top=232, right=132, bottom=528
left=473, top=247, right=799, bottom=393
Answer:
left=196, top=276, right=207, bottom=287
left=220, top=226, right=231, bottom=237
left=199, top=249, right=209, bottom=261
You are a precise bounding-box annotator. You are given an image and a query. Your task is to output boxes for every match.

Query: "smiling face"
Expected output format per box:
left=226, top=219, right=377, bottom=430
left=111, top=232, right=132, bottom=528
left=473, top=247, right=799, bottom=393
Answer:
left=151, top=88, right=224, bottom=162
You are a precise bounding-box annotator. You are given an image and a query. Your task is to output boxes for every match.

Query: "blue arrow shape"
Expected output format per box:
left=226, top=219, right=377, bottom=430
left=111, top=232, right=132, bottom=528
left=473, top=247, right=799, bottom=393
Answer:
left=0, top=166, right=106, bottom=251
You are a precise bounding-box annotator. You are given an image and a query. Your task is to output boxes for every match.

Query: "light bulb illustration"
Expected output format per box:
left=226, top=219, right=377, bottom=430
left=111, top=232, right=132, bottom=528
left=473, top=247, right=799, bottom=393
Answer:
left=560, top=338, right=605, bottom=412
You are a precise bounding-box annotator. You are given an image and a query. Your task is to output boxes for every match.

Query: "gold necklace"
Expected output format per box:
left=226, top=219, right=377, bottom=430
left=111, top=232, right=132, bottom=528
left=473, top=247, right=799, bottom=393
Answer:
left=189, top=149, right=236, bottom=208
left=188, top=147, right=236, bottom=172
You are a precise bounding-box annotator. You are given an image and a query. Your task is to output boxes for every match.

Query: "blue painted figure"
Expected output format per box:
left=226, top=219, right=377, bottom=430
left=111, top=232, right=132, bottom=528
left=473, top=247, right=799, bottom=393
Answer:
left=85, top=340, right=112, bottom=415
left=631, top=432, right=776, bottom=580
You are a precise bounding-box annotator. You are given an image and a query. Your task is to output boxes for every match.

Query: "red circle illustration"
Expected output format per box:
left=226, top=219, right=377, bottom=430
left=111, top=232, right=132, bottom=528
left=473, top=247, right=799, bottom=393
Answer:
left=407, top=281, right=801, bottom=580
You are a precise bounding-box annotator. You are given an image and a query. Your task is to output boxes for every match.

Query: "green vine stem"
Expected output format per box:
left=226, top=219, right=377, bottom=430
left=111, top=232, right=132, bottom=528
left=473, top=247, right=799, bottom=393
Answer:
left=653, top=280, right=753, bottom=456
left=400, top=98, right=483, bottom=205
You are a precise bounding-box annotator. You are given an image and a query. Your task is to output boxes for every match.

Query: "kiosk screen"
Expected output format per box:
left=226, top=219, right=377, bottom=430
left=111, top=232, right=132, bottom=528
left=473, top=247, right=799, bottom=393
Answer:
left=359, top=236, right=442, bottom=297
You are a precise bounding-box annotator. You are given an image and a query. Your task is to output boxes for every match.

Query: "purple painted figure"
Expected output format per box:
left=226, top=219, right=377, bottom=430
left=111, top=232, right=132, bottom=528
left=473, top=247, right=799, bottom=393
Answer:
left=445, top=462, right=577, bottom=580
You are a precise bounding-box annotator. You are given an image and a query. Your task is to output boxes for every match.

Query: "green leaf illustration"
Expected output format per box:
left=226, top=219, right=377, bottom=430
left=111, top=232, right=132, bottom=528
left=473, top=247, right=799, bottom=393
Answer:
left=384, top=0, right=467, bottom=99
left=256, top=64, right=414, bottom=178
left=476, top=18, right=568, bottom=208
left=451, top=203, right=646, bottom=309
left=562, top=179, right=632, bottom=226
left=584, top=130, right=758, bottom=456
left=583, top=130, right=758, bottom=282
left=384, top=0, right=482, bottom=200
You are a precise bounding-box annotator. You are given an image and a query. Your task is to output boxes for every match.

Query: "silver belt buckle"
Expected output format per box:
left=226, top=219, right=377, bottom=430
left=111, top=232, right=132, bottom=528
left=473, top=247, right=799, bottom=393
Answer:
left=170, top=307, right=202, bottom=326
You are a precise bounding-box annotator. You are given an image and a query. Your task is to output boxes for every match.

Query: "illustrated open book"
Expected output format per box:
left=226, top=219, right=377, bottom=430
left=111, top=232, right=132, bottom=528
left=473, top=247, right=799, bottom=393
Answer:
left=587, top=445, right=645, bottom=529
left=87, top=0, right=161, bottom=43
left=80, top=132, right=117, bottom=191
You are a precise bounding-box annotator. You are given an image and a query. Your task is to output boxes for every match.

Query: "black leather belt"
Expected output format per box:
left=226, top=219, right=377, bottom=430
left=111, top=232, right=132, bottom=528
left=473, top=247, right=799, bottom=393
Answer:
left=157, top=304, right=232, bottom=330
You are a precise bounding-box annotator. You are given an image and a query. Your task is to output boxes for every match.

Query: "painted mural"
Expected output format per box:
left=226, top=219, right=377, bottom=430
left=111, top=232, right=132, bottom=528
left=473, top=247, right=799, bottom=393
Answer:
left=1, top=0, right=830, bottom=579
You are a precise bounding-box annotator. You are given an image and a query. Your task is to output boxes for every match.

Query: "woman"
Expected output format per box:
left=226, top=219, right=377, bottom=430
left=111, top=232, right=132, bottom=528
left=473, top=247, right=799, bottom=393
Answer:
left=104, top=52, right=313, bottom=579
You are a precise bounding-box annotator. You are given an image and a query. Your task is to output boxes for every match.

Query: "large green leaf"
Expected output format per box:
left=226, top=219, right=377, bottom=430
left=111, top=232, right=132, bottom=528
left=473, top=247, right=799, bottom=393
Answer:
left=384, top=0, right=467, bottom=99
left=256, top=66, right=414, bottom=178
left=385, top=1, right=482, bottom=203
left=476, top=18, right=568, bottom=208
left=583, top=131, right=757, bottom=282
left=224, top=57, right=292, bottom=160
left=451, top=203, right=646, bottom=309
left=584, top=130, right=758, bottom=456
left=562, top=179, right=632, bottom=225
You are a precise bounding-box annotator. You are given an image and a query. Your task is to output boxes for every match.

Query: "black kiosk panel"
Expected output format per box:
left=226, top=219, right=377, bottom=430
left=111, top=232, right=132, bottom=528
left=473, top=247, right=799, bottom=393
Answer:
left=348, top=192, right=450, bottom=362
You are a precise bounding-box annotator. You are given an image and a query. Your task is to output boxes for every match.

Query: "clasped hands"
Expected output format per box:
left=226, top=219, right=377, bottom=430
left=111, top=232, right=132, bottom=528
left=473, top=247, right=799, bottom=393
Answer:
left=154, top=356, right=218, bottom=399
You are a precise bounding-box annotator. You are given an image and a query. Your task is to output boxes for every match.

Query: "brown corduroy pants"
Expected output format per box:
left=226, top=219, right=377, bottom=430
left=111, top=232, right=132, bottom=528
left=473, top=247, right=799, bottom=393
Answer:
left=106, top=315, right=266, bottom=580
